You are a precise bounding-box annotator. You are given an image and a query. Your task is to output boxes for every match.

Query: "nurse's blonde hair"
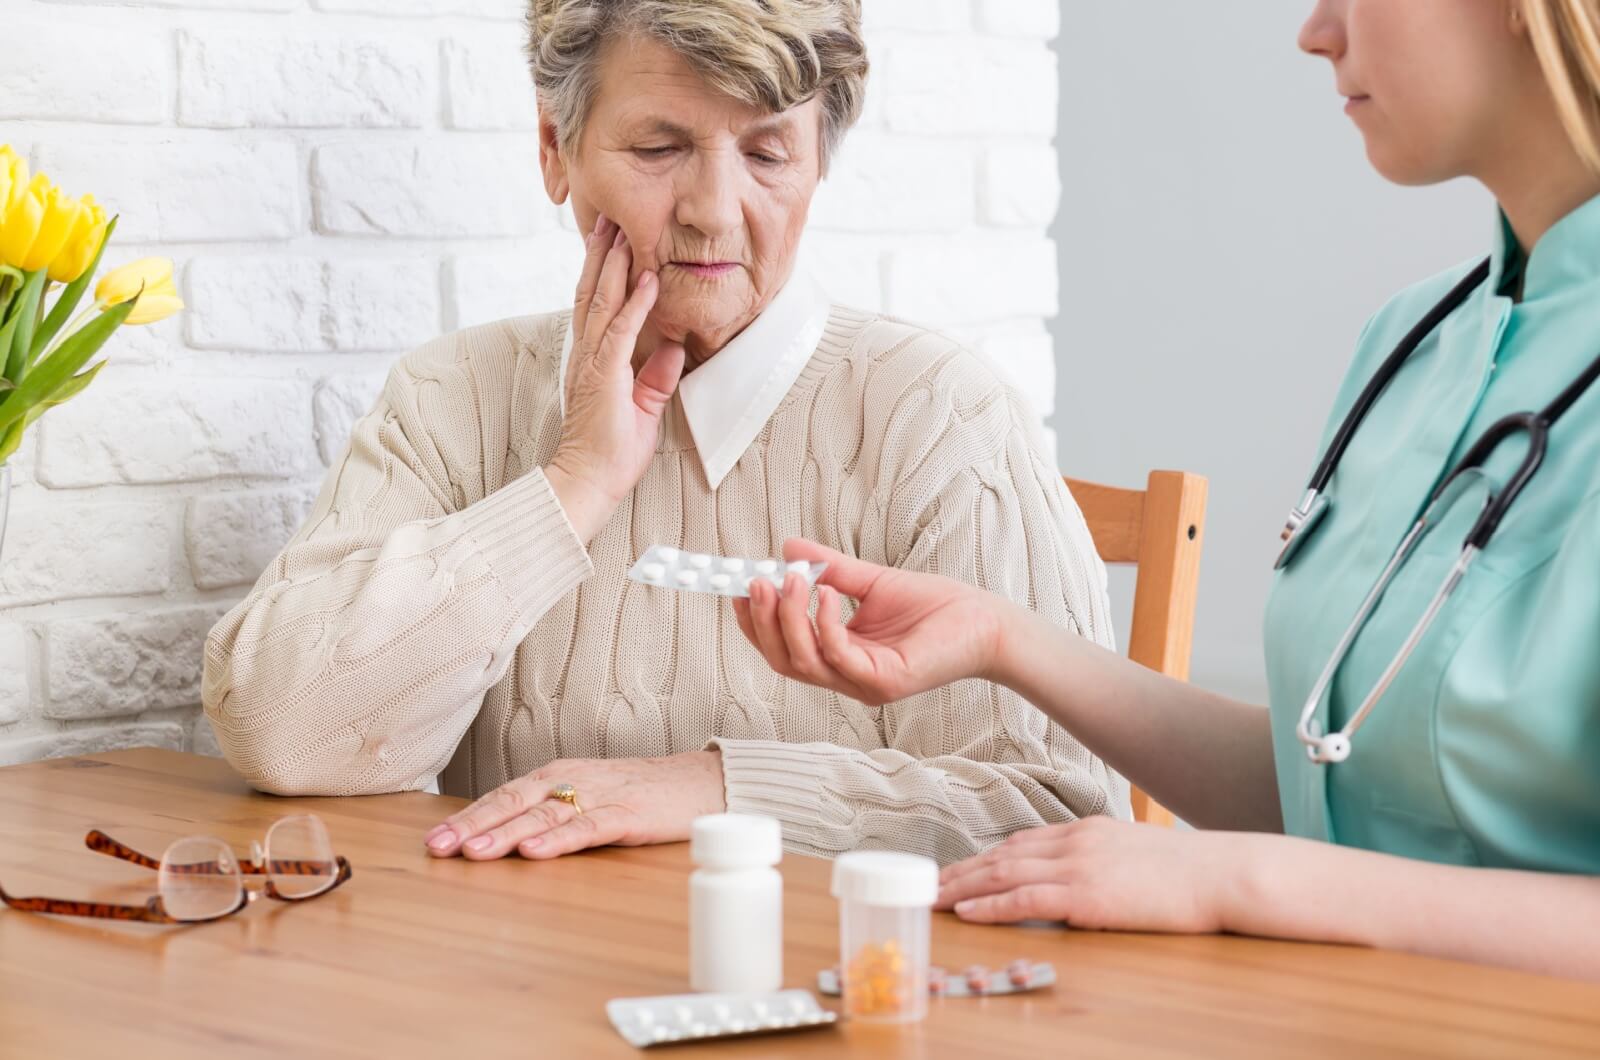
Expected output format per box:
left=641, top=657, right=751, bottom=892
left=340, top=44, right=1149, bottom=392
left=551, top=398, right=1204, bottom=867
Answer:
left=1519, top=0, right=1600, bottom=171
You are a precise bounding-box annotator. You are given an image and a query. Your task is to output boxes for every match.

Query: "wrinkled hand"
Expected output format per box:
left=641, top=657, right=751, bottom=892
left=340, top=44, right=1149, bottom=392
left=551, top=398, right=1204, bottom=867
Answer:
left=545, top=214, right=686, bottom=542
left=731, top=539, right=1008, bottom=706
left=936, top=817, right=1236, bottom=933
left=424, top=750, right=726, bottom=861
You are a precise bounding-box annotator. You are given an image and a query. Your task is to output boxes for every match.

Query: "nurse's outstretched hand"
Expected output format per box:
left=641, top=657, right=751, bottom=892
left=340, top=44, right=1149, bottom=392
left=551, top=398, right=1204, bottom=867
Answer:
left=732, top=539, right=1007, bottom=706
left=545, top=213, right=686, bottom=543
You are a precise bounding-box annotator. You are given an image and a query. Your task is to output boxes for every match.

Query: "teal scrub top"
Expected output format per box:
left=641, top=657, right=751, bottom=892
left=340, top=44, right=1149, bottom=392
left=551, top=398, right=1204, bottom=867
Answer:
left=1263, top=193, right=1600, bottom=872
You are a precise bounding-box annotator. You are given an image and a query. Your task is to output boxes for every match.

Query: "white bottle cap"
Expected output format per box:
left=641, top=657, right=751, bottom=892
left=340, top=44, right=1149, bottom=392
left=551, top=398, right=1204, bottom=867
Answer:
left=830, top=851, right=939, bottom=907
left=691, top=813, right=782, bottom=869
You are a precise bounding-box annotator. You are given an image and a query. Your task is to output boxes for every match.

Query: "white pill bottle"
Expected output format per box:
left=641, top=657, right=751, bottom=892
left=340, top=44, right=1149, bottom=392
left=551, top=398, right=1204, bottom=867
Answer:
left=689, top=813, right=783, bottom=994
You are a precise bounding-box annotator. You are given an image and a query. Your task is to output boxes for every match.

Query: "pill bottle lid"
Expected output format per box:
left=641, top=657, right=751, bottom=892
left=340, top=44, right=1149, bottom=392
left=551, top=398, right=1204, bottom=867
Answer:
left=691, top=813, right=782, bottom=869
left=830, top=851, right=939, bottom=907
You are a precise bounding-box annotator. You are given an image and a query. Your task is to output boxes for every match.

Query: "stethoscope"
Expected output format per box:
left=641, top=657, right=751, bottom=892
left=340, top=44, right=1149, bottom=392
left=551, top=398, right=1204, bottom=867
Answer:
left=1275, top=257, right=1600, bottom=765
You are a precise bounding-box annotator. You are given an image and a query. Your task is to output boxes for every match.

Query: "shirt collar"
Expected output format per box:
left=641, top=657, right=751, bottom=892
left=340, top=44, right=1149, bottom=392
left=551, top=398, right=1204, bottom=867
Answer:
left=1490, top=190, right=1600, bottom=301
left=559, top=266, right=832, bottom=490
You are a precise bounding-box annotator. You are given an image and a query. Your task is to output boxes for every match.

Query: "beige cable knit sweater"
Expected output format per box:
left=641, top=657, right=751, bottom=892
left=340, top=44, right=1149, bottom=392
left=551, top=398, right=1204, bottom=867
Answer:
left=203, top=305, right=1124, bottom=864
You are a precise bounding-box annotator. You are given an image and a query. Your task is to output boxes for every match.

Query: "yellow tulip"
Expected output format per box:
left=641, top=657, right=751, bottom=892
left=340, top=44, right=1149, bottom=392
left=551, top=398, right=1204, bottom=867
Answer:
left=0, top=172, right=50, bottom=272
left=96, top=257, right=184, bottom=326
left=47, top=195, right=108, bottom=284
left=0, top=145, right=26, bottom=223
left=19, top=179, right=84, bottom=273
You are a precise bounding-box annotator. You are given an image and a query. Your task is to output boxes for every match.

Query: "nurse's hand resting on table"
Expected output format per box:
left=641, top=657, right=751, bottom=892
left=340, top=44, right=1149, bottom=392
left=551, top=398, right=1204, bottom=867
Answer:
left=543, top=212, right=686, bottom=544
left=424, top=751, right=726, bottom=860
left=933, top=817, right=1239, bottom=931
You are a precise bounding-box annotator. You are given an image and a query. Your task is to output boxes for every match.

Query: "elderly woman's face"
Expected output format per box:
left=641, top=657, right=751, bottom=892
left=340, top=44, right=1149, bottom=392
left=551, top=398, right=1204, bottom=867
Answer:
left=547, top=36, right=823, bottom=359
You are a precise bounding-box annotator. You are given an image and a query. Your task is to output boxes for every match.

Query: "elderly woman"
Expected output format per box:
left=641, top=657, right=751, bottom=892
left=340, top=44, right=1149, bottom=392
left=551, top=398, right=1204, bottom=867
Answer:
left=203, top=0, right=1118, bottom=866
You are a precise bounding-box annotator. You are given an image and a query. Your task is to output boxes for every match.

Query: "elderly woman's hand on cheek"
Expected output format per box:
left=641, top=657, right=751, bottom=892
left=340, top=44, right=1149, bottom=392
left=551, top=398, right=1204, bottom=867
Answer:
left=936, top=818, right=1253, bottom=935
left=543, top=213, right=687, bottom=543
left=424, top=750, right=726, bottom=861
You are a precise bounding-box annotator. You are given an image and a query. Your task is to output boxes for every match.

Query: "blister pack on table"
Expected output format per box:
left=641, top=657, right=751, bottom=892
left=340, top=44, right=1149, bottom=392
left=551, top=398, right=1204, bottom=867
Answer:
left=626, top=545, right=827, bottom=599
left=606, top=989, right=837, bottom=1048
left=818, top=959, right=1055, bottom=1000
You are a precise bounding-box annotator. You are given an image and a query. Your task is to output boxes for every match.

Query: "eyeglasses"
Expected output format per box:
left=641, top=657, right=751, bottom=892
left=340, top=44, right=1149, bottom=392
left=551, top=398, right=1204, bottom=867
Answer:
left=0, top=814, right=352, bottom=924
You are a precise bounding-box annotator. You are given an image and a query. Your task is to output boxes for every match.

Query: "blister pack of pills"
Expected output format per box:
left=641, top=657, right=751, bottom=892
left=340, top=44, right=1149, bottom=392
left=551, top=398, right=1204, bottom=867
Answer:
left=626, top=545, right=827, bottom=599
left=606, top=989, right=838, bottom=1048
left=818, top=960, right=1055, bottom=999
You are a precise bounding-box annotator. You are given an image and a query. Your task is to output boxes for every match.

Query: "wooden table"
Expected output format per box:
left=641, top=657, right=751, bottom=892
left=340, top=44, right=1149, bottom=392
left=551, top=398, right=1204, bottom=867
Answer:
left=1, top=750, right=1597, bottom=1058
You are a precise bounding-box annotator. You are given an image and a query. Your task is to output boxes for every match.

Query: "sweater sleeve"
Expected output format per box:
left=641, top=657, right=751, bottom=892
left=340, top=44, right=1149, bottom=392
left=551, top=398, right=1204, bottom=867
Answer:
left=202, top=330, right=591, bottom=796
left=711, top=356, right=1128, bottom=865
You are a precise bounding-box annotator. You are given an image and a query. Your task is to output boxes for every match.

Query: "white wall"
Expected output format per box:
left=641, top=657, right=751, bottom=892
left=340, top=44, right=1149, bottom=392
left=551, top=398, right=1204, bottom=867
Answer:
left=0, top=0, right=1064, bottom=763
left=1052, top=2, right=1491, bottom=702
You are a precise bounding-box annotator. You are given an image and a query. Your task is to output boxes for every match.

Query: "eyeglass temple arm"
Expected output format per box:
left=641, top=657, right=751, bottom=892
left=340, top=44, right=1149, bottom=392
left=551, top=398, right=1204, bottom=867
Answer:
left=0, top=877, right=183, bottom=924
left=85, top=829, right=163, bottom=870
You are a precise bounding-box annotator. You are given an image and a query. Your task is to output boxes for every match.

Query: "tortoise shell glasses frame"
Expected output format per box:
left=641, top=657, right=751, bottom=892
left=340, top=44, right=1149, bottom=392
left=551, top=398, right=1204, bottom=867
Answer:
left=0, top=814, right=352, bottom=924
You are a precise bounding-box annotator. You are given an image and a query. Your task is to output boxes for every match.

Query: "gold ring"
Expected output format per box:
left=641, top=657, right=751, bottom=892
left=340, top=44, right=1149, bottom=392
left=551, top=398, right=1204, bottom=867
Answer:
left=549, top=783, right=583, bottom=815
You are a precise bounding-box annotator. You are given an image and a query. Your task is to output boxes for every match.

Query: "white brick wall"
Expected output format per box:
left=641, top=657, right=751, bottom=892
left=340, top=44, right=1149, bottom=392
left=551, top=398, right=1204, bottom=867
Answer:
left=0, top=0, right=1062, bottom=765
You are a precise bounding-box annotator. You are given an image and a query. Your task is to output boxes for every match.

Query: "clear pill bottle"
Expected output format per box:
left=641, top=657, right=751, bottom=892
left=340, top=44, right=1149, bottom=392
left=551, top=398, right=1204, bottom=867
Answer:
left=689, top=813, right=783, bottom=994
left=830, top=851, right=939, bottom=1023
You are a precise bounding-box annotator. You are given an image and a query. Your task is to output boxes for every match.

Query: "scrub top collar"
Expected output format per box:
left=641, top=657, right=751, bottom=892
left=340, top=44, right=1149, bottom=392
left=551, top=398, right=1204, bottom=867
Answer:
left=1489, top=190, right=1600, bottom=302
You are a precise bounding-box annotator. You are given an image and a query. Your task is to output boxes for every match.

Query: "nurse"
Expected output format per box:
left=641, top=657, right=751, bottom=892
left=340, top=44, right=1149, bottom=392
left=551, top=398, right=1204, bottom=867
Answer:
left=733, top=0, right=1600, bottom=980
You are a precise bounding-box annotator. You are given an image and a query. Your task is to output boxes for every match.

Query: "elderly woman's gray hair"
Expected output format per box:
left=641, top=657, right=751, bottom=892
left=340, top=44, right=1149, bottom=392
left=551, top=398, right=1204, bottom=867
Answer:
left=526, top=0, right=869, bottom=170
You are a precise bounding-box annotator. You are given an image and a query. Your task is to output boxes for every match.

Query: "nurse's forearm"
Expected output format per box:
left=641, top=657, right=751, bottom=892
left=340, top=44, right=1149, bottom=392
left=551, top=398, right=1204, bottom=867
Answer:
left=1222, top=835, right=1600, bottom=981
left=994, top=604, right=1282, bottom=832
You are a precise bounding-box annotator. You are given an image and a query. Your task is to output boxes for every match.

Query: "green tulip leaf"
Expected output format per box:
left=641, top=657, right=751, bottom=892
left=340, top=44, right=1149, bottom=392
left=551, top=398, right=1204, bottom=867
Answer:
left=4, top=268, right=47, bottom=385
left=0, top=298, right=132, bottom=436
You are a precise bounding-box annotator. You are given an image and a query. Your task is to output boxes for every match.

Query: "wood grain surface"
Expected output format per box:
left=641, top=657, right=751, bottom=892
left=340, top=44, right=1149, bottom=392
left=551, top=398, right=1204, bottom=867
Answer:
left=1, top=749, right=1596, bottom=1059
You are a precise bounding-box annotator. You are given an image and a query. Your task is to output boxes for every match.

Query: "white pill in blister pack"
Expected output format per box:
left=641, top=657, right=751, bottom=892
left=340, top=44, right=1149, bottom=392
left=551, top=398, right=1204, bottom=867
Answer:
left=626, top=545, right=826, bottom=599
left=606, top=990, right=837, bottom=1048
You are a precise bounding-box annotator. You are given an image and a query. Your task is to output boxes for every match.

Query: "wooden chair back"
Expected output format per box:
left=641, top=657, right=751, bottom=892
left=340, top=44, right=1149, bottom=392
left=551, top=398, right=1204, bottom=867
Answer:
left=1063, top=471, right=1209, bottom=826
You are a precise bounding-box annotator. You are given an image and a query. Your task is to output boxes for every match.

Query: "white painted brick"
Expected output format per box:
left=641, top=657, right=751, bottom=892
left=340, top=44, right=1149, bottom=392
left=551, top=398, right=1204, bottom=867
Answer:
left=178, top=29, right=430, bottom=129
left=328, top=259, right=440, bottom=351
left=443, top=34, right=537, bottom=131
left=803, top=234, right=884, bottom=311
left=0, top=19, right=168, bottom=124
left=46, top=605, right=225, bottom=721
left=811, top=133, right=973, bottom=233
left=0, top=497, right=173, bottom=606
left=0, top=722, right=186, bottom=767
left=35, top=141, right=300, bottom=243
left=881, top=40, right=1055, bottom=137
left=314, top=372, right=388, bottom=465
left=448, top=234, right=587, bottom=328
left=185, top=257, right=438, bottom=352
left=0, top=624, right=28, bottom=727
left=313, top=139, right=550, bottom=238
left=191, top=714, right=223, bottom=757
left=885, top=236, right=1057, bottom=324
left=36, top=379, right=316, bottom=487
left=975, top=0, right=1060, bottom=39
left=187, top=484, right=318, bottom=590
left=977, top=325, right=1056, bottom=417
left=862, top=0, right=970, bottom=32
left=187, top=257, right=326, bottom=352
left=980, top=142, right=1060, bottom=227
left=111, top=313, right=187, bottom=367
left=313, top=0, right=523, bottom=17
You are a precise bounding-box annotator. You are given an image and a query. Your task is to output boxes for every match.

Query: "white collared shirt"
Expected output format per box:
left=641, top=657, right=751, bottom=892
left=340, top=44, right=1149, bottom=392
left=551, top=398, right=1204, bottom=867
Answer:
left=559, top=268, right=833, bottom=490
